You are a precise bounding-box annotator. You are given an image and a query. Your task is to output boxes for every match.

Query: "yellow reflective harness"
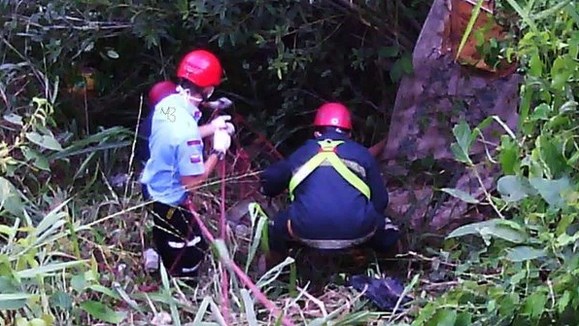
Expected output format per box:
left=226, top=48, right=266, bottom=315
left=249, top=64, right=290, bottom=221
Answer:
left=288, top=139, right=371, bottom=201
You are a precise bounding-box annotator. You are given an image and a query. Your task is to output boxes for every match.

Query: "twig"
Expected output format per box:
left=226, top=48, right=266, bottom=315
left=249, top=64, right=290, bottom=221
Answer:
left=219, top=160, right=228, bottom=241
left=421, top=280, right=460, bottom=290
left=124, top=94, right=144, bottom=200
left=296, top=286, right=328, bottom=317
left=186, top=202, right=295, bottom=326
left=219, top=159, right=231, bottom=324
left=547, top=278, right=555, bottom=310
left=396, top=251, right=458, bottom=267
left=470, top=163, right=505, bottom=219
left=8, top=14, right=133, bottom=30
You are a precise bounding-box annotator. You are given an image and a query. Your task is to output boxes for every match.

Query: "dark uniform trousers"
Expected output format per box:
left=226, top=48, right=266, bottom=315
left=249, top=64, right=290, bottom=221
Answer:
left=147, top=200, right=209, bottom=278
left=268, top=209, right=400, bottom=255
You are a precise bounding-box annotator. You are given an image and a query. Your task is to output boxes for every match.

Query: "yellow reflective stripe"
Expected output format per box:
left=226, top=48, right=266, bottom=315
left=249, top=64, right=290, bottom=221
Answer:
left=288, top=139, right=371, bottom=201
left=166, top=207, right=176, bottom=220
left=288, top=152, right=328, bottom=200
left=326, top=153, right=371, bottom=199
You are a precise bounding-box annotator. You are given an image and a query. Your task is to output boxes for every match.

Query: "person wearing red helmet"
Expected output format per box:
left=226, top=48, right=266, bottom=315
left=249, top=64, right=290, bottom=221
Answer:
left=149, top=80, right=178, bottom=107
left=260, top=102, right=400, bottom=267
left=136, top=80, right=178, bottom=185
left=139, top=49, right=235, bottom=280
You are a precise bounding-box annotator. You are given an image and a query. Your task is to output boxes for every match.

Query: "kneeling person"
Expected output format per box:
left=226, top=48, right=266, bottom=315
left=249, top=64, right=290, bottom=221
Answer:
left=260, top=102, right=400, bottom=265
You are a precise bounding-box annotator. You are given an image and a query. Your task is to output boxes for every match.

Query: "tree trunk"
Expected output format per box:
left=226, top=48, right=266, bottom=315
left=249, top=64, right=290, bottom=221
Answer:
left=381, top=0, right=522, bottom=232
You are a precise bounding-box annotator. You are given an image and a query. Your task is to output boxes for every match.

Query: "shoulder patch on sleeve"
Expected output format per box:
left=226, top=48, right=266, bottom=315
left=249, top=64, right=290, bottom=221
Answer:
left=190, top=154, right=202, bottom=163
left=187, top=139, right=202, bottom=146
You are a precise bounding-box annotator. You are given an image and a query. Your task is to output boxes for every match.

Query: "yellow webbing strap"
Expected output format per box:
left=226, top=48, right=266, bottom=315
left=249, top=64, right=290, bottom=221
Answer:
left=166, top=207, right=176, bottom=220
left=288, top=139, right=371, bottom=201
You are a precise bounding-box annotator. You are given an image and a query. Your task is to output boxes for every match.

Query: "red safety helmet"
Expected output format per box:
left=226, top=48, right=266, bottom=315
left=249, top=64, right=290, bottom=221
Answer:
left=176, top=49, right=223, bottom=88
left=313, top=102, right=352, bottom=130
left=148, top=80, right=177, bottom=107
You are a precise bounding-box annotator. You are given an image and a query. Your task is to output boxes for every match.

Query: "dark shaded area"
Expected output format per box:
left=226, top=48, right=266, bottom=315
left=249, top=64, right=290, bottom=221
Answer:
left=34, top=1, right=433, bottom=156
left=348, top=274, right=412, bottom=311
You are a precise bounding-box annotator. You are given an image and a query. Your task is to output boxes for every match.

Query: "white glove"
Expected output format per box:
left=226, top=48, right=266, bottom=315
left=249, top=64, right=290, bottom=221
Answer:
left=212, top=129, right=231, bottom=154
left=224, top=122, right=235, bottom=135
left=210, top=115, right=232, bottom=132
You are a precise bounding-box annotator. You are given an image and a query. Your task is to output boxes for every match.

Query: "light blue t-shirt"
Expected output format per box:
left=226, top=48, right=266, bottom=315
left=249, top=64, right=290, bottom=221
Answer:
left=140, top=94, right=205, bottom=205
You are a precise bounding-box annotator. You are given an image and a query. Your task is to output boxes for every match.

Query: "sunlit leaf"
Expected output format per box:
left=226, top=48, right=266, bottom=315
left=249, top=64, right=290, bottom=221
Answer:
left=49, top=291, right=73, bottom=312
left=17, top=261, right=87, bottom=278
left=3, top=113, right=23, bottom=126
left=0, top=177, right=24, bottom=216
left=522, top=291, right=547, bottom=319
left=505, top=246, right=546, bottom=262
left=429, top=308, right=457, bottom=326
left=240, top=289, right=258, bottom=326
left=21, top=147, right=50, bottom=171
left=558, top=291, right=571, bottom=314
left=497, top=175, right=536, bottom=202
left=447, top=219, right=526, bottom=244
left=498, top=136, right=519, bottom=175
left=440, top=188, right=480, bottom=204
left=529, top=176, right=571, bottom=208
left=106, top=49, right=119, bottom=59
left=246, top=202, right=269, bottom=272
left=0, top=293, right=31, bottom=310
left=80, top=300, right=126, bottom=324
left=192, top=296, right=213, bottom=325
left=25, top=132, right=62, bottom=151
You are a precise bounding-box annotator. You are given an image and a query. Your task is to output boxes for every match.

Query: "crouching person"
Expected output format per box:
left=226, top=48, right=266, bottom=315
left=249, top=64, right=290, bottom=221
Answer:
left=140, top=49, right=234, bottom=278
left=260, top=102, right=400, bottom=267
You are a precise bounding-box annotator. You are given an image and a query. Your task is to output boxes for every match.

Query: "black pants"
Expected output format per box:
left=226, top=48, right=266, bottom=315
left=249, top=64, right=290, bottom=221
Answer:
left=142, top=184, right=151, bottom=201
left=149, top=201, right=208, bottom=278
left=269, top=209, right=400, bottom=254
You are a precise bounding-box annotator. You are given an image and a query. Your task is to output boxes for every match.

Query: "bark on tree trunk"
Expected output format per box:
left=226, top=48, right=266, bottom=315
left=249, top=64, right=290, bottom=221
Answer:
left=381, top=0, right=522, bottom=232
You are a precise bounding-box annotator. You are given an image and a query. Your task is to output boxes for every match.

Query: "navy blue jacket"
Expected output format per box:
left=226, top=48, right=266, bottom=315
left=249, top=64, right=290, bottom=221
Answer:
left=260, top=130, right=389, bottom=240
left=136, top=109, right=154, bottom=200
left=136, top=109, right=154, bottom=165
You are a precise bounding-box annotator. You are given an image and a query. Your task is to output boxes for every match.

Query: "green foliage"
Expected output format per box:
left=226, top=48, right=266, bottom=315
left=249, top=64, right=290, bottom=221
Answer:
left=4, top=0, right=577, bottom=324
left=414, top=1, right=579, bottom=324
left=0, top=1, right=432, bottom=324
left=0, top=0, right=430, bottom=152
left=0, top=200, right=104, bottom=326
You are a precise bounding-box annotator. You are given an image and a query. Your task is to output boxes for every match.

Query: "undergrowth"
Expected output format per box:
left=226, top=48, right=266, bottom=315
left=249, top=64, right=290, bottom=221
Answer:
left=0, top=94, right=388, bottom=325
left=1, top=0, right=578, bottom=325
left=411, top=1, right=579, bottom=325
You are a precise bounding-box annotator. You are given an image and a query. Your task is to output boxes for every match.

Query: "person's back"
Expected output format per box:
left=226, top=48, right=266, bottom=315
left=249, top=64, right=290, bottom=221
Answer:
left=261, top=102, right=396, bottom=267
left=285, top=131, right=382, bottom=240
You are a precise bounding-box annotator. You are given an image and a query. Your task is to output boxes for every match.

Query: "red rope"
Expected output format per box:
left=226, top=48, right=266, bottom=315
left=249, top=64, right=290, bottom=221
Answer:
left=186, top=200, right=295, bottom=326
left=175, top=110, right=291, bottom=324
